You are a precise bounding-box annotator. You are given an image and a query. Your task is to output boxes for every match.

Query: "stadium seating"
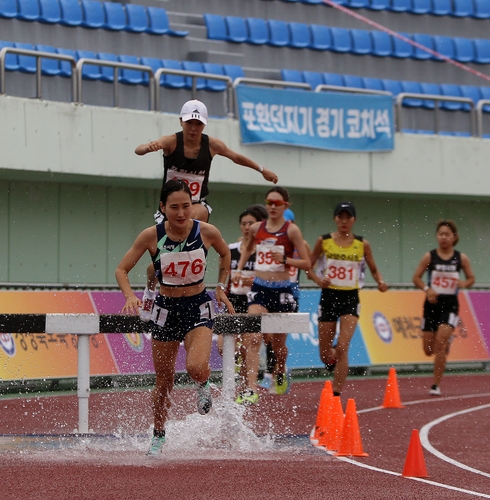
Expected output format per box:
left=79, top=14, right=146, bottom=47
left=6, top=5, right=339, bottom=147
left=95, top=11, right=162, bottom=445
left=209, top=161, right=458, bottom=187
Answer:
left=59, top=0, right=83, bottom=26
left=15, top=42, right=37, bottom=73
left=473, top=0, right=490, bottom=19
left=202, top=62, right=228, bottom=91
left=370, top=31, right=392, bottom=57
left=329, top=27, right=352, bottom=53
left=289, top=22, right=312, bottom=49
left=97, top=52, right=118, bottom=82
left=222, top=64, right=245, bottom=82
left=103, top=2, right=125, bottom=31
left=246, top=18, right=269, bottom=45
left=204, top=13, right=227, bottom=41
left=38, top=0, right=60, bottom=23
left=411, top=33, right=433, bottom=60
left=411, top=0, right=432, bottom=15
left=473, top=39, right=490, bottom=64
left=181, top=60, right=207, bottom=90
left=268, top=19, right=291, bottom=47
left=350, top=29, right=373, bottom=55
left=35, top=43, right=61, bottom=76
left=302, top=70, right=324, bottom=89
left=310, top=24, right=331, bottom=50
left=81, top=0, right=104, bottom=29
left=118, top=54, right=145, bottom=85
left=0, top=0, right=18, bottom=18
left=225, top=16, right=248, bottom=43
left=146, top=7, right=188, bottom=36
left=17, top=0, right=40, bottom=21
left=125, top=4, right=149, bottom=33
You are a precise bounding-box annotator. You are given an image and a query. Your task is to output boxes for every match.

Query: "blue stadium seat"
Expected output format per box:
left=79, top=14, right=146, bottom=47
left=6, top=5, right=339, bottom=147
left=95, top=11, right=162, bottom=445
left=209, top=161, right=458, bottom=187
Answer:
left=0, top=0, right=18, bottom=18
left=204, top=13, right=227, bottom=41
left=439, top=83, right=466, bottom=110
left=453, top=37, right=475, bottom=62
left=59, top=0, right=82, bottom=26
left=368, top=0, right=390, bottom=10
left=473, top=0, right=490, bottom=19
left=323, top=72, right=344, bottom=87
left=76, top=49, right=101, bottom=80
left=182, top=60, right=207, bottom=90
left=381, top=78, right=403, bottom=97
left=473, top=39, right=490, bottom=64
left=147, top=7, right=187, bottom=36
left=390, top=0, right=411, bottom=12
left=246, top=18, right=269, bottom=45
left=343, top=74, right=364, bottom=88
left=140, top=56, right=164, bottom=85
left=97, top=52, right=118, bottom=82
left=310, top=24, right=331, bottom=51
left=400, top=80, right=424, bottom=107
left=459, top=84, right=482, bottom=106
left=223, top=64, right=245, bottom=82
left=81, top=0, right=104, bottom=29
left=103, top=2, right=126, bottom=31
left=35, top=44, right=61, bottom=76
left=281, top=68, right=304, bottom=83
left=329, top=27, right=352, bottom=53
left=411, top=0, right=431, bottom=14
left=479, top=86, right=490, bottom=112
left=118, top=54, right=144, bottom=84
left=370, top=30, right=392, bottom=57
left=202, top=62, right=228, bottom=91
left=347, top=0, right=370, bottom=8
left=56, top=47, right=76, bottom=77
left=419, top=82, right=442, bottom=109
left=392, top=33, right=414, bottom=58
left=289, top=22, right=311, bottom=49
left=0, top=40, right=19, bottom=71
left=225, top=16, right=248, bottom=43
left=362, top=76, right=384, bottom=91
left=14, top=42, right=36, bottom=73
left=431, top=0, right=452, bottom=15
left=302, top=70, right=324, bottom=90
left=159, top=59, right=184, bottom=88
left=17, top=0, right=40, bottom=21
left=411, top=33, right=434, bottom=60
left=302, top=0, right=323, bottom=3
left=268, top=19, right=290, bottom=47
left=432, top=35, right=455, bottom=61
left=38, top=0, right=60, bottom=23
left=350, top=29, right=372, bottom=55
left=451, top=0, right=474, bottom=17
left=125, top=4, right=148, bottom=33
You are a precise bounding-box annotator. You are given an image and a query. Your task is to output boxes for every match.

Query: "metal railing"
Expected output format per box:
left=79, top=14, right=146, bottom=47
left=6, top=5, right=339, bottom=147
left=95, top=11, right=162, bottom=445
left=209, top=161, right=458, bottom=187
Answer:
left=476, top=99, right=490, bottom=138
left=315, top=84, right=392, bottom=96
left=0, top=47, right=77, bottom=101
left=395, top=92, right=475, bottom=136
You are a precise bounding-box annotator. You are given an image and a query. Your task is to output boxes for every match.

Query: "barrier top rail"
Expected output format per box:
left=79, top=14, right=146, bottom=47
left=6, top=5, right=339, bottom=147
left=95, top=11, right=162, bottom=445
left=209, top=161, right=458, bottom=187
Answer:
left=0, top=47, right=77, bottom=101
left=476, top=99, right=490, bottom=138
left=315, top=84, right=392, bottom=96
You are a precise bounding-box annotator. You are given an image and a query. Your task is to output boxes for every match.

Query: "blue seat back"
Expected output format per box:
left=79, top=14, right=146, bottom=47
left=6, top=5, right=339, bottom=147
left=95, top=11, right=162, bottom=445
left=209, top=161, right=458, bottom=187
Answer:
left=390, top=0, right=411, bottom=12
left=246, top=17, right=269, bottom=45
left=76, top=49, right=101, bottom=80
left=182, top=60, right=206, bottom=90
left=140, top=56, right=163, bottom=84
left=330, top=27, right=352, bottom=53
left=452, top=0, right=474, bottom=17
left=289, top=22, right=311, bottom=49
left=268, top=19, right=290, bottom=47
left=347, top=0, right=369, bottom=8
left=125, top=4, right=148, bottom=33
left=362, top=76, right=384, bottom=91
left=411, top=0, right=431, bottom=14
left=459, top=85, right=482, bottom=106
left=400, top=80, right=424, bottom=107
left=0, top=40, right=19, bottom=70
left=38, top=0, right=60, bottom=23
left=453, top=37, right=475, bottom=62
left=370, top=30, right=392, bottom=56
left=118, top=54, right=144, bottom=84
left=18, top=0, right=40, bottom=21
left=419, top=82, right=441, bottom=109
left=432, top=35, right=455, bottom=61
left=474, top=0, right=490, bottom=18
left=204, top=13, right=227, bottom=41
left=323, top=72, right=344, bottom=87
left=473, top=39, right=490, bottom=64
left=303, top=70, right=324, bottom=90
left=392, top=32, right=414, bottom=58
left=59, top=0, right=82, bottom=26
left=225, top=16, right=248, bottom=43
left=381, top=78, right=403, bottom=97
left=103, top=2, right=126, bottom=31
left=368, top=0, right=390, bottom=10
left=81, top=0, right=104, bottom=28
left=431, top=0, right=452, bottom=15
left=411, top=33, right=434, bottom=60
left=15, top=42, right=36, bottom=73
left=310, top=24, right=331, bottom=50
left=343, top=74, right=364, bottom=88
left=0, top=0, right=18, bottom=18
left=97, top=52, right=118, bottom=82
left=36, top=44, right=60, bottom=75
left=350, top=28, right=372, bottom=55
left=202, top=62, right=228, bottom=91
left=146, top=7, right=169, bottom=35
left=223, top=64, right=245, bottom=82
left=281, top=69, right=304, bottom=83
left=161, top=59, right=185, bottom=88
left=440, top=83, right=465, bottom=110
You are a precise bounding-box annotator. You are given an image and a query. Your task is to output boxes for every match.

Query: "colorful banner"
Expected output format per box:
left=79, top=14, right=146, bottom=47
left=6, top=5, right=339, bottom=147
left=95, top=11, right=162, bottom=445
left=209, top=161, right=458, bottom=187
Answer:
left=236, top=85, right=394, bottom=152
left=0, top=289, right=489, bottom=381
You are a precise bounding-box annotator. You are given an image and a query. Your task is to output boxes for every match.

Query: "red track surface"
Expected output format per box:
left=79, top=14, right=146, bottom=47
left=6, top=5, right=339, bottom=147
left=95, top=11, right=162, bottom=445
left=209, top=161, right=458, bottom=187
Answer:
left=1, top=373, right=490, bottom=499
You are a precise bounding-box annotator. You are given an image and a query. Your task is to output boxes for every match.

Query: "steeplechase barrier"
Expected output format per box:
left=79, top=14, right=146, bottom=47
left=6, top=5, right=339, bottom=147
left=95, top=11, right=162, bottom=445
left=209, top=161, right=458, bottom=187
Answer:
left=0, top=313, right=309, bottom=434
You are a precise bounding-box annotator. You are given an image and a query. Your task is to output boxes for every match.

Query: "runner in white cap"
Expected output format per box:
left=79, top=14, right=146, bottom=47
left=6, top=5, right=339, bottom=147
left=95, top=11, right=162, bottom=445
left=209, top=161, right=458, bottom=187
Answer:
left=135, top=99, right=279, bottom=320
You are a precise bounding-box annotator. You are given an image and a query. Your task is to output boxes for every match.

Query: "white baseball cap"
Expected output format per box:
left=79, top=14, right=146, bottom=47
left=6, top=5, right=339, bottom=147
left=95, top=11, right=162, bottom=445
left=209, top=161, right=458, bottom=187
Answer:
left=179, top=99, right=208, bottom=125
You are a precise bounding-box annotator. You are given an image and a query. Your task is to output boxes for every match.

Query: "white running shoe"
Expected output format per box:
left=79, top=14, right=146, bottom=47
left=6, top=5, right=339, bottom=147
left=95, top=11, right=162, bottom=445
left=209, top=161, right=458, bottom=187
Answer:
left=197, top=380, right=212, bottom=415
left=429, top=384, right=441, bottom=396
left=139, top=288, right=157, bottom=322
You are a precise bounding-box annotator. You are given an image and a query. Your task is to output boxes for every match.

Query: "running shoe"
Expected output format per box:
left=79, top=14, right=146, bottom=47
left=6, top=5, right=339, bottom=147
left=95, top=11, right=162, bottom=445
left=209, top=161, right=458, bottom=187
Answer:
left=146, top=435, right=166, bottom=456
left=258, top=372, right=273, bottom=390
left=139, top=288, right=157, bottom=322
left=274, top=373, right=289, bottom=395
left=325, top=345, right=337, bottom=372
left=429, top=384, right=441, bottom=396
left=197, top=380, right=212, bottom=415
left=235, top=390, right=259, bottom=405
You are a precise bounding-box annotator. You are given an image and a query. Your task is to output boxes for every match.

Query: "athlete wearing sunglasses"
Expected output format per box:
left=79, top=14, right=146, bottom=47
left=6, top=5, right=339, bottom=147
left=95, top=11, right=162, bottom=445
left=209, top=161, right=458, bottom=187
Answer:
left=233, top=187, right=310, bottom=404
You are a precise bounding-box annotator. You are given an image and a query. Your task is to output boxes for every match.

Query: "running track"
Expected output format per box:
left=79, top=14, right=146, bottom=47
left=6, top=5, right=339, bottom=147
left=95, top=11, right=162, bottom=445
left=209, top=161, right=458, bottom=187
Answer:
left=1, top=373, right=489, bottom=499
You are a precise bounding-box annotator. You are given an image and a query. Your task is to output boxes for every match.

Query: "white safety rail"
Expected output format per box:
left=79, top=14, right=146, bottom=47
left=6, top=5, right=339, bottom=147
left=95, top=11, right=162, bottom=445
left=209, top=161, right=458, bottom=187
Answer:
left=0, top=312, right=310, bottom=435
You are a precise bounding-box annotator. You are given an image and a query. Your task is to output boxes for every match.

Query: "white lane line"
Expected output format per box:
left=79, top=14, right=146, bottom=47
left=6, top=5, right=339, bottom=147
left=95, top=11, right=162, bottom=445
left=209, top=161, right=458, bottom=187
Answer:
left=419, top=403, right=490, bottom=479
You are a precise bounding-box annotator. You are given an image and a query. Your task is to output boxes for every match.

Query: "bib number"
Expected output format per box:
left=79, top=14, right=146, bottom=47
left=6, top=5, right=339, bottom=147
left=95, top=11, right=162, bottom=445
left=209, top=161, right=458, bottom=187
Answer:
left=430, top=271, right=459, bottom=295
left=160, top=249, right=206, bottom=286
left=255, top=243, right=285, bottom=272
left=166, top=170, right=204, bottom=202
left=326, top=259, right=359, bottom=288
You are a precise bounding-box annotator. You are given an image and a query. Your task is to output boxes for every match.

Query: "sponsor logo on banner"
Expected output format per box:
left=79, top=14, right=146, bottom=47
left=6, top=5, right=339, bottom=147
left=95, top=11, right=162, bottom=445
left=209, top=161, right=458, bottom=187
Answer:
left=124, top=333, right=144, bottom=353
left=372, top=312, right=392, bottom=343
left=0, top=333, right=16, bottom=357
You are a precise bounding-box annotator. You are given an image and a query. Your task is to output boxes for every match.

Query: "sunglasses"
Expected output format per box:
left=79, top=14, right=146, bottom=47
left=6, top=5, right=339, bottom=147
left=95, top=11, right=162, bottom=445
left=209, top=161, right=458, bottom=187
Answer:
left=265, top=199, right=287, bottom=207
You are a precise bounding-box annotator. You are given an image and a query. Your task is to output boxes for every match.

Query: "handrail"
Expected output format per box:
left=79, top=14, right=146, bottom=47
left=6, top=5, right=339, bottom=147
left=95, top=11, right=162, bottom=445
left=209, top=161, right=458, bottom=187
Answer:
left=0, top=47, right=77, bottom=101
left=315, top=84, right=392, bottom=96
left=476, top=99, right=490, bottom=137
left=395, top=92, right=475, bottom=136
left=153, top=68, right=233, bottom=115
left=76, top=59, right=155, bottom=110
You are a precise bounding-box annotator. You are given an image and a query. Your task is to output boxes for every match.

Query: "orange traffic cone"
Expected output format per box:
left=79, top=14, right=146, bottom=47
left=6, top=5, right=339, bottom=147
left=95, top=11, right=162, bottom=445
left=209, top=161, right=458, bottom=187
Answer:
left=382, top=367, right=405, bottom=408
left=313, top=381, right=333, bottom=440
left=318, top=395, right=344, bottom=451
left=335, top=399, right=368, bottom=457
left=402, top=429, right=429, bottom=478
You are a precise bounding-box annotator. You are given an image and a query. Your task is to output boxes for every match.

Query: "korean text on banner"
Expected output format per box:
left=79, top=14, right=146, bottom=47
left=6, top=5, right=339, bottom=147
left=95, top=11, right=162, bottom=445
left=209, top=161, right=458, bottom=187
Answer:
left=236, top=86, right=394, bottom=152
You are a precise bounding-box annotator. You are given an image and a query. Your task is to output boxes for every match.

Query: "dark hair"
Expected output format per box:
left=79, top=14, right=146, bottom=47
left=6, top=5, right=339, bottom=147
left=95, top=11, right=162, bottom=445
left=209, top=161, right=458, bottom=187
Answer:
left=436, top=219, right=459, bottom=245
left=160, top=179, right=192, bottom=205
left=244, top=204, right=268, bottom=222
left=265, top=186, right=290, bottom=202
